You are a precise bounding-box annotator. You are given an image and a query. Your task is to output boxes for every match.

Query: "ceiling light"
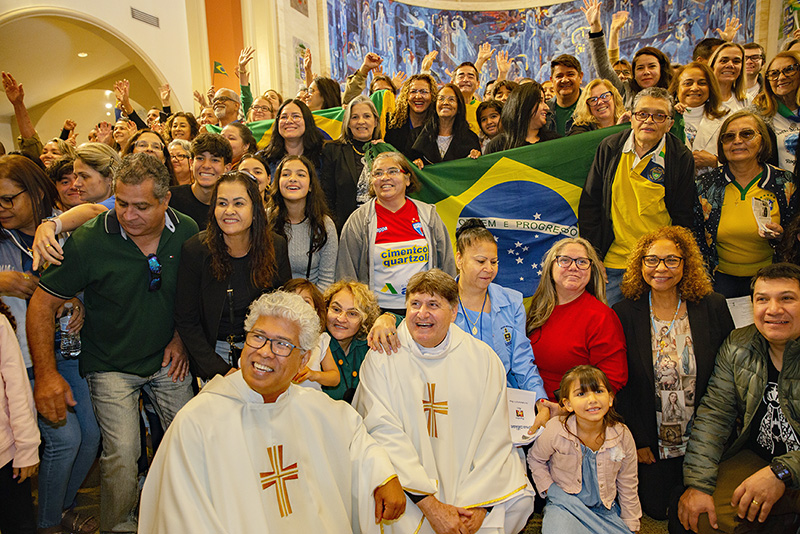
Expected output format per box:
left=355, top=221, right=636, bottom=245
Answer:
left=105, top=103, right=112, bottom=109
left=106, top=112, right=111, bottom=116
left=105, top=90, right=112, bottom=97
left=77, top=52, right=88, bottom=58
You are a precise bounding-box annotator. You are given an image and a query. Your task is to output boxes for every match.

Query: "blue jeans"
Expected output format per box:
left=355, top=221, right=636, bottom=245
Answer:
left=32, top=355, right=101, bottom=528
left=542, top=484, right=629, bottom=534
left=86, top=365, right=193, bottom=533
left=605, top=267, right=626, bottom=307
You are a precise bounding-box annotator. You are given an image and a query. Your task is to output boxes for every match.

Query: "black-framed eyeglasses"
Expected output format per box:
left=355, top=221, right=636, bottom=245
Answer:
left=555, top=255, right=592, bottom=270
left=766, top=64, right=800, bottom=81
left=720, top=128, right=760, bottom=144
left=0, top=189, right=26, bottom=209
left=244, top=332, right=300, bottom=357
left=633, top=111, right=670, bottom=123
left=147, top=254, right=162, bottom=292
left=587, top=91, right=612, bottom=106
left=170, top=154, right=190, bottom=162
left=642, top=255, right=683, bottom=269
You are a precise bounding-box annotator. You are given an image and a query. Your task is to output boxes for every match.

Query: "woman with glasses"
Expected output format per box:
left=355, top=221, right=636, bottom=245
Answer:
left=709, top=42, right=750, bottom=112
left=262, top=99, right=323, bottom=176
left=320, top=280, right=380, bottom=403
left=164, top=111, right=200, bottom=142
left=486, top=82, right=560, bottom=153
left=221, top=122, right=258, bottom=168
left=568, top=79, right=629, bottom=136
left=268, top=155, right=337, bottom=290
left=612, top=226, right=733, bottom=520
left=0, top=155, right=101, bottom=534
left=303, top=76, right=342, bottom=111
left=168, top=139, right=193, bottom=186
left=384, top=74, right=438, bottom=160
left=754, top=51, right=800, bottom=173
left=175, top=171, right=291, bottom=380
left=336, top=151, right=456, bottom=315
left=246, top=96, right=274, bottom=122
left=121, top=129, right=177, bottom=185
left=696, top=110, right=797, bottom=298
left=319, top=95, right=382, bottom=233
left=367, top=218, right=548, bottom=401
left=409, top=83, right=480, bottom=167
left=525, top=237, right=627, bottom=401
left=668, top=62, right=729, bottom=176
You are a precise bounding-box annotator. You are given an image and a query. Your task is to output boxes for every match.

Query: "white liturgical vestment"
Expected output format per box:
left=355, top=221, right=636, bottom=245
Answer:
left=138, top=372, right=396, bottom=533
left=354, top=321, right=534, bottom=534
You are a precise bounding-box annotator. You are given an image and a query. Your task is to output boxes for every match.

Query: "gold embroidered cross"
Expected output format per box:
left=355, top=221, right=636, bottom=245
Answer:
left=422, top=382, right=448, bottom=438
left=260, top=445, right=299, bottom=517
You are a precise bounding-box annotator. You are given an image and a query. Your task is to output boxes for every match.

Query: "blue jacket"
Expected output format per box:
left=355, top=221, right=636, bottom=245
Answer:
left=454, top=282, right=547, bottom=400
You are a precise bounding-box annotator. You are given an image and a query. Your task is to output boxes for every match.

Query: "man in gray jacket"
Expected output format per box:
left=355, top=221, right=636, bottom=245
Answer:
left=677, top=263, right=800, bottom=533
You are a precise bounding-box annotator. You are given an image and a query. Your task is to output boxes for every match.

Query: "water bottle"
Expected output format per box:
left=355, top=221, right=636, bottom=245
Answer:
left=59, top=302, right=81, bottom=357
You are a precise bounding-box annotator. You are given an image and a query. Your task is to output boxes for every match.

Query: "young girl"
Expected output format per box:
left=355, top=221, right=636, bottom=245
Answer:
left=528, top=365, right=641, bottom=533
left=0, top=301, right=40, bottom=533
left=283, top=278, right=340, bottom=391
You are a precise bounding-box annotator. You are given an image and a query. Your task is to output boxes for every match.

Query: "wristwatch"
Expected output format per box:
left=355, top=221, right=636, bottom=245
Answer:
left=770, top=460, right=793, bottom=487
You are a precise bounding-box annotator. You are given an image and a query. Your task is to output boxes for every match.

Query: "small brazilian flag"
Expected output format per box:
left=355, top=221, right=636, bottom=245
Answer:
left=213, top=61, right=228, bottom=76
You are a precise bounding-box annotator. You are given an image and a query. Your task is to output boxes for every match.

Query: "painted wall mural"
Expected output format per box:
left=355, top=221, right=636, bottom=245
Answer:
left=327, top=0, right=756, bottom=91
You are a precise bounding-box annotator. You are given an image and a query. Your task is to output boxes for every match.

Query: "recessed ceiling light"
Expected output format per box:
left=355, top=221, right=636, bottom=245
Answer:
left=106, top=112, right=111, bottom=116
left=105, top=103, right=112, bottom=109
left=105, top=90, right=112, bottom=97
left=77, top=52, right=88, bottom=58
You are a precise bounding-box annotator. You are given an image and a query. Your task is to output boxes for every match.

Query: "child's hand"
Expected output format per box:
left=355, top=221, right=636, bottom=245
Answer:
left=293, top=366, right=313, bottom=383
left=14, top=463, right=39, bottom=483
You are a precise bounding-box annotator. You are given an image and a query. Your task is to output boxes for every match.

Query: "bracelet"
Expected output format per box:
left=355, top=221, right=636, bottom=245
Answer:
left=44, top=216, right=62, bottom=234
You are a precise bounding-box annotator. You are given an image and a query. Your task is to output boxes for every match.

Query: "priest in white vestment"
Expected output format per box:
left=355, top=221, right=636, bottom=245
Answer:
left=139, top=291, right=405, bottom=533
left=354, top=269, right=535, bottom=534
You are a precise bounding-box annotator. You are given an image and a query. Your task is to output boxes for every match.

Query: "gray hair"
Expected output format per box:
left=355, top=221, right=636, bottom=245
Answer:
left=75, top=142, right=121, bottom=179
left=168, top=139, right=191, bottom=155
left=339, top=95, right=381, bottom=143
left=244, top=291, right=321, bottom=351
left=115, top=153, right=171, bottom=201
left=632, top=86, right=674, bottom=116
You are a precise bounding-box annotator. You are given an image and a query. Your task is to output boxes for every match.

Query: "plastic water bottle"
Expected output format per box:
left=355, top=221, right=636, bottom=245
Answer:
left=59, top=302, right=81, bottom=357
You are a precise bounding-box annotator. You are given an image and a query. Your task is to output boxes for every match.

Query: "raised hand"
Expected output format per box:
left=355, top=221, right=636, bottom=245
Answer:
left=392, top=71, right=407, bottom=89
left=475, top=42, right=495, bottom=71
left=238, top=46, right=255, bottom=71
left=193, top=89, right=208, bottom=108
left=421, top=50, right=438, bottom=72
left=581, top=0, right=603, bottom=33
left=62, top=119, right=77, bottom=131
left=610, top=10, right=629, bottom=33
left=495, top=50, right=511, bottom=80
left=716, top=17, right=741, bottom=42
left=2, top=72, right=24, bottom=105
left=159, top=84, right=171, bottom=106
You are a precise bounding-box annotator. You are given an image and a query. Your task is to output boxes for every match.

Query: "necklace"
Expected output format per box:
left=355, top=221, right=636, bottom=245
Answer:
left=649, top=291, right=682, bottom=358
left=459, top=291, right=487, bottom=337
left=352, top=143, right=364, bottom=156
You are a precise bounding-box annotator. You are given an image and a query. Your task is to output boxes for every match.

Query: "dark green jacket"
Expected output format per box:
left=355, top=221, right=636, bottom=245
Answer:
left=684, top=325, right=800, bottom=493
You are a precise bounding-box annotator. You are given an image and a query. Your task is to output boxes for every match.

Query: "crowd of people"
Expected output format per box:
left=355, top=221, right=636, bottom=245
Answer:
left=2, top=2, right=800, bottom=533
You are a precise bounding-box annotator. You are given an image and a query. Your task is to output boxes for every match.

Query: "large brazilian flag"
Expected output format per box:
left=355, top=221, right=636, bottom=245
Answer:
left=398, top=124, right=630, bottom=299
left=205, top=90, right=396, bottom=149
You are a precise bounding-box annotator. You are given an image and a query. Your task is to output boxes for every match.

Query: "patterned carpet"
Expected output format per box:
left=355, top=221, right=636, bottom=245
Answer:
left=522, top=513, right=668, bottom=533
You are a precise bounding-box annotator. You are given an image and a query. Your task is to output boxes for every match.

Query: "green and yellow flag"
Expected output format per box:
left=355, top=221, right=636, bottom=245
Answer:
left=206, top=90, right=396, bottom=150
left=213, top=61, right=228, bottom=76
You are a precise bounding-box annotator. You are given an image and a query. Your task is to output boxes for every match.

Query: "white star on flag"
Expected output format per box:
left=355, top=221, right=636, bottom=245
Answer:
left=515, top=241, right=523, bottom=247
left=533, top=213, right=541, bottom=219
left=508, top=249, right=514, bottom=254
left=516, top=257, right=523, bottom=264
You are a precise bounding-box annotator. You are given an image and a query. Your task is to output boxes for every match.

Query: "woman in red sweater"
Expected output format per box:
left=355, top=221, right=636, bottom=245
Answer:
left=526, top=237, right=627, bottom=400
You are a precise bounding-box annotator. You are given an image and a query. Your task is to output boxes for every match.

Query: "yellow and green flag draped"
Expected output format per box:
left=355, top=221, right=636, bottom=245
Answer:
left=367, top=124, right=629, bottom=300
left=206, top=90, right=395, bottom=150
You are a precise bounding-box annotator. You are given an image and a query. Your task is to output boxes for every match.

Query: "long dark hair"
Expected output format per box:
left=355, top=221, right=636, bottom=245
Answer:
left=487, top=82, right=544, bottom=152
left=426, top=83, right=471, bottom=137
left=121, top=129, right=177, bottom=185
left=204, top=172, right=276, bottom=288
left=263, top=99, right=323, bottom=165
left=630, top=47, right=673, bottom=93
left=312, top=76, right=343, bottom=109
left=0, top=154, right=58, bottom=240
left=268, top=155, right=331, bottom=255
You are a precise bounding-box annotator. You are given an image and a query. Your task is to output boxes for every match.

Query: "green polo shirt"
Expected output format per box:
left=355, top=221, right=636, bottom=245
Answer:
left=39, top=208, right=198, bottom=377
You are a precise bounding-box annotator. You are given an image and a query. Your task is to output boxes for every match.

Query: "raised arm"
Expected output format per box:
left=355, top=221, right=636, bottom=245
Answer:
left=2, top=72, right=36, bottom=140
left=238, top=46, right=255, bottom=114
left=474, top=42, right=495, bottom=73
left=582, top=0, right=625, bottom=94
left=608, top=10, right=629, bottom=59
left=343, top=53, right=382, bottom=105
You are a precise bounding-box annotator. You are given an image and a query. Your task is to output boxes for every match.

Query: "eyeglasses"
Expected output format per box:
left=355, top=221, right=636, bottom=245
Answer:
left=587, top=91, right=612, bottom=106
left=244, top=332, right=300, bottom=356
left=170, top=154, right=190, bottom=162
left=437, top=96, right=457, bottom=104
left=0, top=189, right=26, bottom=209
left=614, top=69, right=632, bottom=77
left=765, top=64, right=800, bottom=81
left=329, top=304, right=362, bottom=321
left=642, top=255, right=683, bottom=269
left=372, top=167, right=405, bottom=179
left=720, top=128, right=760, bottom=144
left=555, top=255, right=592, bottom=270
left=147, top=254, right=162, bottom=292
left=134, top=140, right=164, bottom=151
left=279, top=113, right=303, bottom=123
left=409, top=89, right=430, bottom=96
left=633, top=111, right=670, bottom=123
left=251, top=105, right=272, bottom=113
left=745, top=54, right=764, bottom=63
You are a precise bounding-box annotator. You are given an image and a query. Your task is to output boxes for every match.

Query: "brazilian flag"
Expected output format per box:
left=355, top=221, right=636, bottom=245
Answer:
left=213, top=61, right=228, bottom=76
left=371, top=124, right=630, bottom=300
left=206, top=90, right=396, bottom=150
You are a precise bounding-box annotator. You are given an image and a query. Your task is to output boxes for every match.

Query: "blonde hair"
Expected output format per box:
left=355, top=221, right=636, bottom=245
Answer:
left=571, top=79, right=626, bottom=127
left=323, top=280, right=381, bottom=339
left=526, top=237, right=606, bottom=333
left=709, top=42, right=748, bottom=102
left=753, top=51, right=800, bottom=118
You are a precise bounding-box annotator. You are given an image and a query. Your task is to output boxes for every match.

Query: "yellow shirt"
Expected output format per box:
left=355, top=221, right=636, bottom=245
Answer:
left=716, top=176, right=778, bottom=276
left=605, top=151, right=672, bottom=268
left=466, top=98, right=480, bottom=134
